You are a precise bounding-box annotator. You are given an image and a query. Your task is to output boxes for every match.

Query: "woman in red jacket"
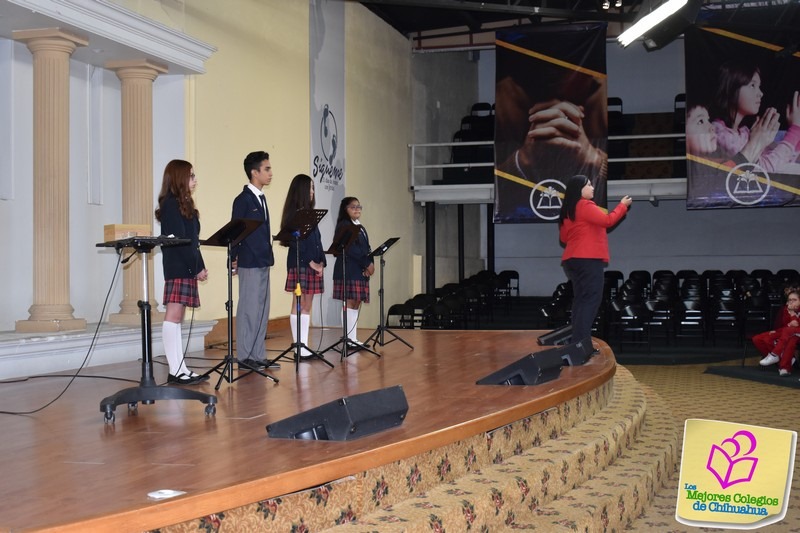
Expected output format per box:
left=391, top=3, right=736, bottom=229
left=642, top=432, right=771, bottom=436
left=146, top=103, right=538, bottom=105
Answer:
left=559, top=175, right=632, bottom=344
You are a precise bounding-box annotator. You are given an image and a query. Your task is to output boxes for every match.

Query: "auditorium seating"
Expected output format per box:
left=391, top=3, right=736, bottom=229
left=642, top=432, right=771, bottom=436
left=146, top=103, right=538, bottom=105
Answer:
left=438, top=102, right=495, bottom=185
left=391, top=270, right=517, bottom=331
left=537, top=268, right=796, bottom=353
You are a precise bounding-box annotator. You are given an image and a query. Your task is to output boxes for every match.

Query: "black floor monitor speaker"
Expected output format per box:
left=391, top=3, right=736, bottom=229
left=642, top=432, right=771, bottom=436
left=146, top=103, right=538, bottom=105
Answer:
left=266, top=385, right=408, bottom=441
left=537, top=324, right=573, bottom=346
left=476, top=348, right=563, bottom=386
left=558, top=336, right=595, bottom=366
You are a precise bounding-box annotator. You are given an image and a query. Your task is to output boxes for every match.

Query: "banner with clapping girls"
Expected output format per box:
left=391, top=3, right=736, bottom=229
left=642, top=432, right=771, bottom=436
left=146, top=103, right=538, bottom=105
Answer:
left=685, top=25, right=800, bottom=209
left=493, top=23, right=609, bottom=223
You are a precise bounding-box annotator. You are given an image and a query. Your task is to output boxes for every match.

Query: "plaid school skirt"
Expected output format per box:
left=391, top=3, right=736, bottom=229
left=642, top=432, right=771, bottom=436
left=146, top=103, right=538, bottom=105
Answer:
left=164, top=278, right=200, bottom=308
left=285, top=267, right=324, bottom=294
left=332, top=279, right=370, bottom=303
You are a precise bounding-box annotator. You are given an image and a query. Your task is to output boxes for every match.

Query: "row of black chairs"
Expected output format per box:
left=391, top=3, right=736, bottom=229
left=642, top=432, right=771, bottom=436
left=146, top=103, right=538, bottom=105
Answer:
left=440, top=102, right=495, bottom=185
left=386, top=269, right=519, bottom=330
left=540, top=268, right=800, bottom=352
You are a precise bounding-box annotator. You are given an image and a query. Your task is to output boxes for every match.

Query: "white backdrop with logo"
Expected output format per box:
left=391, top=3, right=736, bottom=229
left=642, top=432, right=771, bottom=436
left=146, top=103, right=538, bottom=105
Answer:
left=310, top=0, right=346, bottom=328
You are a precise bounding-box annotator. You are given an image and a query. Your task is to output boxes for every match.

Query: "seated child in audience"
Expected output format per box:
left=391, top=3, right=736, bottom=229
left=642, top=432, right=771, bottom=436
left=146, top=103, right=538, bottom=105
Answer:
left=755, top=289, right=800, bottom=376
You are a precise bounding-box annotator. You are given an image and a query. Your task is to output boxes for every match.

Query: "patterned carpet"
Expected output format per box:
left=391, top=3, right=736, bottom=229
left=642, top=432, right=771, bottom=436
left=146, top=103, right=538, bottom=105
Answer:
left=626, top=359, right=800, bottom=532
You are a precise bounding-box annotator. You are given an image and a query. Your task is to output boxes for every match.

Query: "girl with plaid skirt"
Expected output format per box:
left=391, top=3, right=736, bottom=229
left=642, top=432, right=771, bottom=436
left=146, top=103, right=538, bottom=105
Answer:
left=279, top=174, right=326, bottom=358
left=155, top=160, right=209, bottom=385
left=332, top=196, right=374, bottom=348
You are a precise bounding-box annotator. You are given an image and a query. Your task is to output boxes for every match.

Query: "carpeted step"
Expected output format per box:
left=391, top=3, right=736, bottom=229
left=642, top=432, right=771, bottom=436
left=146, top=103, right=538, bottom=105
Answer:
left=321, top=367, right=659, bottom=532
left=159, top=374, right=616, bottom=533
left=506, top=385, right=680, bottom=530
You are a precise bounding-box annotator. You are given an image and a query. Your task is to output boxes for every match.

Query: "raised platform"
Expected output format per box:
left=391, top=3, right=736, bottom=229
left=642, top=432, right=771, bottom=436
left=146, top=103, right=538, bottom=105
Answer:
left=0, top=328, right=679, bottom=532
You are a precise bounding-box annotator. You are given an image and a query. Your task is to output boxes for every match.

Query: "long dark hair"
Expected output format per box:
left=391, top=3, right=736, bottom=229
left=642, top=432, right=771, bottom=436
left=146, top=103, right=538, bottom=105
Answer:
left=155, top=159, right=197, bottom=221
left=337, top=196, right=359, bottom=224
left=712, top=60, right=760, bottom=128
left=279, top=174, right=315, bottom=246
left=558, top=175, right=589, bottom=226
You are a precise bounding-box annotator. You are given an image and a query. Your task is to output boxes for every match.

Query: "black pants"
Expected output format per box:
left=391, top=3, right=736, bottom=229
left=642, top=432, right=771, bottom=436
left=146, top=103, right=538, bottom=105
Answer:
left=562, top=258, right=605, bottom=343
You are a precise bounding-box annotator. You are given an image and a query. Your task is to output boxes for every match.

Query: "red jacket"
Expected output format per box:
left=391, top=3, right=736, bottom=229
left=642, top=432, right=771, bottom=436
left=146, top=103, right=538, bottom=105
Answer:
left=559, top=198, right=628, bottom=263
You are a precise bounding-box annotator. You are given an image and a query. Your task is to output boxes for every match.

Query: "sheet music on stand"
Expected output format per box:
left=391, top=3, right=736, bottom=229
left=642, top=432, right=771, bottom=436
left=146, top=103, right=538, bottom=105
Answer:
left=369, top=237, right=400, bottom=258
left=96, top=235, right=191, bottom=251
left=364, top=237, right=413, bottom=350
left=273, top=209, right=327, bottom=244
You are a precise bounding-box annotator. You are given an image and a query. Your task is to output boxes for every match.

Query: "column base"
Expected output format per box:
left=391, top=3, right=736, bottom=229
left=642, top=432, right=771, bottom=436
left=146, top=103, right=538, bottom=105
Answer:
left=109, top=304, right=164, bottom=326
left=15, top=318, right=87, bottom=333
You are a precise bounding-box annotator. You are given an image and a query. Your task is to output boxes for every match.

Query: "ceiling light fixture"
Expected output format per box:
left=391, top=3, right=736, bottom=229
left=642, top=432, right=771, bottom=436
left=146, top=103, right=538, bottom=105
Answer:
left=617, top=0, right=689, bottom=47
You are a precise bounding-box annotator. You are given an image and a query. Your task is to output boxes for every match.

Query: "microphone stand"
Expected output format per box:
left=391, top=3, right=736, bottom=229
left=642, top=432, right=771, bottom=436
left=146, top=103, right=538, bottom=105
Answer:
left=268, top=209, right=333, bottom=371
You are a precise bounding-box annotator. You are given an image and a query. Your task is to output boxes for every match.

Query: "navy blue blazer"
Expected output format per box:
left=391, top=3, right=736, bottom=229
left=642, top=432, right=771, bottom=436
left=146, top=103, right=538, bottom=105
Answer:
left=286, top=226, right=326, bottom=270
left=159, top=194, right=205, bottom=280
left=332, top=221, right=373, bottom=281
left=231, top=186, right=274, bottom=268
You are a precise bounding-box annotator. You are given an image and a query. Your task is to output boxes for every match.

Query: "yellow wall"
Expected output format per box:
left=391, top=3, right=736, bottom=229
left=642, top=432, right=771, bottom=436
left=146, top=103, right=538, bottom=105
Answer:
left=342, top=3, right=414, bottom=328
left=118, top=1, right=414, bottom=328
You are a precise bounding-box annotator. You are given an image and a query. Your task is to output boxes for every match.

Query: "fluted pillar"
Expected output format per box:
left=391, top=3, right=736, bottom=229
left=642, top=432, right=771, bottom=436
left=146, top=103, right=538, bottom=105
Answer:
left=13, top=29, right=88, bottom=333
left=107, top=60, right=168, bottom=326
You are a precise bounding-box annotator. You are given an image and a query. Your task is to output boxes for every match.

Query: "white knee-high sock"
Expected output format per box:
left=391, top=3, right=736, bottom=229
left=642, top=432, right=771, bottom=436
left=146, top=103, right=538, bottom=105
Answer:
left=174, top=324, right=193, bottom=375
left=300, top=314, right=312, bottom=356
left=289, top=313, right=298, bottom=344
left=347, top=308, right=359, bottom=342
left=162, top=321, right=182, bottom=375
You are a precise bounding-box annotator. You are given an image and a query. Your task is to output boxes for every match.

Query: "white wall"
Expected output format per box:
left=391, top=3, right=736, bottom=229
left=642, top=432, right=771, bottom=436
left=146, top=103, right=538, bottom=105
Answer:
left=0, top=37, right=185, bottom=331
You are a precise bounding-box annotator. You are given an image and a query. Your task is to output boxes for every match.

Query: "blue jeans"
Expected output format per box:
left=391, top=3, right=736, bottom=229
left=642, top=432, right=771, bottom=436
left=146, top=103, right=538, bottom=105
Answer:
left=562, top=258, right=605, bottom=343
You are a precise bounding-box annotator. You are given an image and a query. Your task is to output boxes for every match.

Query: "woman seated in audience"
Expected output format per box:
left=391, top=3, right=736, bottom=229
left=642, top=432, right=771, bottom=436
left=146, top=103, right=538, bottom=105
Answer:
left=755, top=288, right=800, bottom=376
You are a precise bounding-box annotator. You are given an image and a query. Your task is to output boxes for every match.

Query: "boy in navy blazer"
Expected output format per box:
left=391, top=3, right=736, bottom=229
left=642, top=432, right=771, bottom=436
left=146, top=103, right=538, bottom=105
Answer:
left=231, top=151, right=277, bottom=369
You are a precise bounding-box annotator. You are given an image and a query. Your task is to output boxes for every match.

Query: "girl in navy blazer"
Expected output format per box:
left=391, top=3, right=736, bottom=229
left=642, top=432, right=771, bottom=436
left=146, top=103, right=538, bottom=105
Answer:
left=279, top=174, right=326, bottom=358
left=155, top=159, right=209, bottom=385
left=332, top=196, right=374, bottom=348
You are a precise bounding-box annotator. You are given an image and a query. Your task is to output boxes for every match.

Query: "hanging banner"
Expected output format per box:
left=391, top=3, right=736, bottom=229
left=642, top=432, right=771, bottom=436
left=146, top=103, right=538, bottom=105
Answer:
left=494, top=23, right=608, bottom=223
left=685, top=25, right=800, bottom=209
left=310, top=0, right=345, bottom=326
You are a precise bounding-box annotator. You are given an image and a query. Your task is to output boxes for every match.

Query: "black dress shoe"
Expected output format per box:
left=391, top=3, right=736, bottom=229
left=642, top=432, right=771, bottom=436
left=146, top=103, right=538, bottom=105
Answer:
left=186, top=371, right=210, bottom=382
left=239, top=359, right=281, bottom=370
left=167, top=373, right=203, bottom=385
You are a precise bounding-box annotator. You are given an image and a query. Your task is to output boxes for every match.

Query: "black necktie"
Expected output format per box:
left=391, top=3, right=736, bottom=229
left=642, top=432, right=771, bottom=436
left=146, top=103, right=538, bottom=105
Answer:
left=259, top=194, right=267, bottom=220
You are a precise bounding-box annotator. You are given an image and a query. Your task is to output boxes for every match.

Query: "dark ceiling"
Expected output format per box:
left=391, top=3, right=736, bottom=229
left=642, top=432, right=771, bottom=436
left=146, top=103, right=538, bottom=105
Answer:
left=358, top=0, right=643, bottom=38
left=358, top=0, right=800, bottom=47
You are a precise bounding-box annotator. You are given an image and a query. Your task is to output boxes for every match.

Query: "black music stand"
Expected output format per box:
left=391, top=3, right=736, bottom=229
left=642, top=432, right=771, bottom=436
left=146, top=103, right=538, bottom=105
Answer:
left=321, top=224, right=381, bottom=360
left=268, top=209, right=334, bottom=371
left=201, top=218, right=279, bottom=389
left=364, top=237, right=413, bottom=349
left=96, top=236, right=217, bottom=423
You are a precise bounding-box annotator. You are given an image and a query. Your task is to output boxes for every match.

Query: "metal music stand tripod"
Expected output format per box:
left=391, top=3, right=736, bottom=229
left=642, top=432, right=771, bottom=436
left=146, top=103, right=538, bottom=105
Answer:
left=96, top=236, right=217, bottom=423
left=201, top=218, right=279, bottom=389
left=364, top=237, right=413, bottom=349
left=268, top=208, right=334, bottom=371
left=321, top=224, right=381, bottom=360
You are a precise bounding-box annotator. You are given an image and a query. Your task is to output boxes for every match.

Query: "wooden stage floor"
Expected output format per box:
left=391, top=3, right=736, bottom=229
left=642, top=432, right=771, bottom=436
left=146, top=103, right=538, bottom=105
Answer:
left=0, top=328, right=615, bottom=532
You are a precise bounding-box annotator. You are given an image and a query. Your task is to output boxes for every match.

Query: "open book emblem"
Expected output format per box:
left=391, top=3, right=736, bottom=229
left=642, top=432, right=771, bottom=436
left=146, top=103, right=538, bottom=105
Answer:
left=706, top=430, right=758, bottom=489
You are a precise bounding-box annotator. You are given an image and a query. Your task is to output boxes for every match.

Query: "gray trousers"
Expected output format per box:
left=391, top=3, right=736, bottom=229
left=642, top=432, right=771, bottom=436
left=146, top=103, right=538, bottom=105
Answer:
left=236, top=266, right=270, bottom=361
